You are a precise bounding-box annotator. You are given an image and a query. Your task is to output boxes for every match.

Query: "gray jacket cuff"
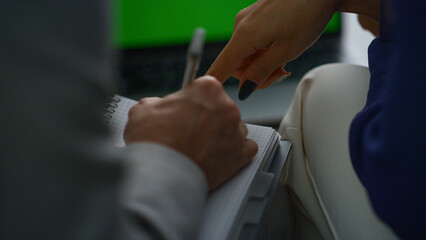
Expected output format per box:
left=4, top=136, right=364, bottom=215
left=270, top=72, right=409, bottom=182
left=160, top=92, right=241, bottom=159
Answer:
left=119, top=142, right=208, bottom=240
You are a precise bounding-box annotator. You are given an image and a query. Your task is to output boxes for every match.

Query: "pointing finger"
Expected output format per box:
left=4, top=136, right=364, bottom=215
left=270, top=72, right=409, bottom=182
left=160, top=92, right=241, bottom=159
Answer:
left=206, top=33, right=258, bottom=83
left=238, top=44, right=287, bottom=100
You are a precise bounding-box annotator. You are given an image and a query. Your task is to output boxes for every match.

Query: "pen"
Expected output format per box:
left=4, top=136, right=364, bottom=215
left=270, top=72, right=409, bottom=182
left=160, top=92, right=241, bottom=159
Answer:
left=181, top=28, right=206, bottom=88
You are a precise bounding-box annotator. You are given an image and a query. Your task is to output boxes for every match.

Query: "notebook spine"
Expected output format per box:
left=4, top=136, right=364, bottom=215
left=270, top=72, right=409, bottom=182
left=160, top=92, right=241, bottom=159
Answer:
left=104, top=96, right=121, bottom=124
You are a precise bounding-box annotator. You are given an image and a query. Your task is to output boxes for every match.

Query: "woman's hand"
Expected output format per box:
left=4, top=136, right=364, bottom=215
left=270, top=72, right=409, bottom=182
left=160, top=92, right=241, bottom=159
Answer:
left=207, top=0, right=337, bottom=99
left=358, top=15, right=380, bottom=37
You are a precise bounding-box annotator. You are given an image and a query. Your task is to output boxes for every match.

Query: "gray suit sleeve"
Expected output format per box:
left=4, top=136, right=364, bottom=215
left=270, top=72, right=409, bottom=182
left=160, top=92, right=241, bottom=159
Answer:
left=118, top=143, right=207, bottom=240
left=0, top=1, right=207, bottom=240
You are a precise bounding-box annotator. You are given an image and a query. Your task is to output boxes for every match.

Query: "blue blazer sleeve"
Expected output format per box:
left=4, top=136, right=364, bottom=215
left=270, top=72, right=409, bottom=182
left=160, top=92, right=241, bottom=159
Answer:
left=349, top=0, right=426, bottom=239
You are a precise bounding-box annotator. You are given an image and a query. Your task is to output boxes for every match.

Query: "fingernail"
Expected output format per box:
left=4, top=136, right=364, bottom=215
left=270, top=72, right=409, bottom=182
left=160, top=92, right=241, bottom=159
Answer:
left=274, top=72, right=292, bottom=84
left=238, top=80, right=257, bottom=100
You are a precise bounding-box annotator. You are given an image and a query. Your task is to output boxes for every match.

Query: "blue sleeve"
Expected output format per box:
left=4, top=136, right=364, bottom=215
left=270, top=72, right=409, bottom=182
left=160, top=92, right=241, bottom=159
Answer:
left=349, top=0, right=426, bottom=239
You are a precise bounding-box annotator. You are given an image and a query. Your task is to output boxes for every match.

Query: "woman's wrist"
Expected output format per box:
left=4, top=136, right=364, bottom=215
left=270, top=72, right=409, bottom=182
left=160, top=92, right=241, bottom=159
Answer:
left=335, top=0, right=381, bottom=21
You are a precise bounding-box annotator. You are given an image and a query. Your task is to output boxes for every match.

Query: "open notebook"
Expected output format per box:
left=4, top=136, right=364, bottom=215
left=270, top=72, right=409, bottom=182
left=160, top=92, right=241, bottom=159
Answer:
left=106, top=95, right=283, bottom=240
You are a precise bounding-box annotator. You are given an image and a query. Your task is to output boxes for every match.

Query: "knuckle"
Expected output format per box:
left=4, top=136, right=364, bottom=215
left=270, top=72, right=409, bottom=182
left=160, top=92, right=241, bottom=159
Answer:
left=196, top=77, right=223, bottom=96
left=234, top=21, right=251, bottom=38
left=149, top=96, right=161, bottom=102
left=240, top=120, right=249, bottom=136
left=128, top=105, right=138, bottom=118
left=246, top=139, right=258, bottom=158
left=247, top=62, right=270, bottom=82
left=138, top=97, right=149, bottom=105
left=139, top=97, right=160, bottom=105
left=221, top=100, right=241, bottom=125
left=236, top=128, right=247, bottom=143
left=225, top=100, right=240, bottom=117
left=235, top=9, right=247, bottom=24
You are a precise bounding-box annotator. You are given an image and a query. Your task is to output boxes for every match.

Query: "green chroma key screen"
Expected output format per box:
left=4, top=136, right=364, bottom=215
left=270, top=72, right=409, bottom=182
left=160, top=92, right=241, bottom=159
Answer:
left=113, top=0, right=341, bottom=49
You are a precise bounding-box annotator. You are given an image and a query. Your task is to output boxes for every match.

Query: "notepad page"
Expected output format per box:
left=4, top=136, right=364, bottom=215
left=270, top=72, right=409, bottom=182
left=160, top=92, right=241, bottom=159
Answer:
left=197, top=124, right=278, bottom=240
left=107, top=95, right=137, bottom=147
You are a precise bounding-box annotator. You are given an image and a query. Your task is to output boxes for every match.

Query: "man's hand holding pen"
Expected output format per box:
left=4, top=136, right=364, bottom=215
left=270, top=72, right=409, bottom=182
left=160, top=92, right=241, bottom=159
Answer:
left=124, top=76, right=258, bottom=191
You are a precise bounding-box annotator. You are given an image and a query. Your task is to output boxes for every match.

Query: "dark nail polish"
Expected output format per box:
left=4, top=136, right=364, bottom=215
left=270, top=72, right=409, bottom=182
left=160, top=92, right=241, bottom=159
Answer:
left=238, top=80, right=257, bottom=100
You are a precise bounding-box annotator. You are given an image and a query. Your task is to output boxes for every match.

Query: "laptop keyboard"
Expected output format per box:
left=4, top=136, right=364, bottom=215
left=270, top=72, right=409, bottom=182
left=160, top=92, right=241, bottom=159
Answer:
left=117, top=34, right=341, bottom=96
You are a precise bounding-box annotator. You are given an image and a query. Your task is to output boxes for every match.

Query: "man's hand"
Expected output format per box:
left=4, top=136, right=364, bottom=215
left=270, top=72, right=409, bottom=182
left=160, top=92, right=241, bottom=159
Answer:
left=124, top=76, right=258, bottom=190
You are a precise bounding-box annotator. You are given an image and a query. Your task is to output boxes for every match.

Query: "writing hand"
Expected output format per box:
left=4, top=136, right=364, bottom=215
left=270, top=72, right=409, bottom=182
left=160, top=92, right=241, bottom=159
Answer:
left=124, top=76, right=258, bottom=190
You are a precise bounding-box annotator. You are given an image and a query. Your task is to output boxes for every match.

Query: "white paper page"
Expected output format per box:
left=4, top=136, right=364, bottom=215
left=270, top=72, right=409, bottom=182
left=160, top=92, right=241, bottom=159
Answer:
left=107, top=95, right=137, bottom=147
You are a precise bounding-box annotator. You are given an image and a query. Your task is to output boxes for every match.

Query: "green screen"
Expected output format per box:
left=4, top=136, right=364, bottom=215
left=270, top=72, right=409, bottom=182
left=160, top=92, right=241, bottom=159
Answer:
left=113, top=0, right=340, bottom=48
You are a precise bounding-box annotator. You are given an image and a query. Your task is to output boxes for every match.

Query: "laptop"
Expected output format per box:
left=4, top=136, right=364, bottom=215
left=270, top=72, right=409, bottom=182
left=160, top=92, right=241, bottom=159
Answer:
left=113, top=0, right=342, bottom=126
